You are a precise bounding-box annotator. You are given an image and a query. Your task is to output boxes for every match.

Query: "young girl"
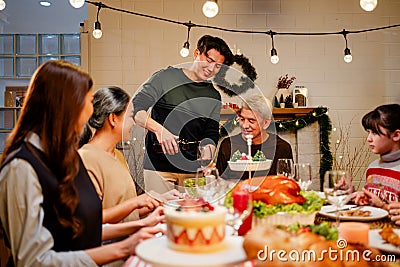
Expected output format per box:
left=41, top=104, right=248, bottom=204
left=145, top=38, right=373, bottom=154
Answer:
left=353, top=104, right=400, bottom=211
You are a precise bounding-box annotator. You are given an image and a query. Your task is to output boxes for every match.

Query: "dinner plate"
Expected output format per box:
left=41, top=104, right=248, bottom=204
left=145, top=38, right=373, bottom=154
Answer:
left=136, top=236, right=246, bottom=267
left=319, top=205, right=388, bottom=221
left=369, top=229, right=400, bottom=255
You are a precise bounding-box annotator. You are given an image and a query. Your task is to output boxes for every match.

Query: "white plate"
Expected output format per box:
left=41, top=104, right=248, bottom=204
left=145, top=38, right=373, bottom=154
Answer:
left=369, top=229, right=400, bottom=254
left=319, top=205, right=388, bottom=221
left=136, top=236, right=246, bottom=267
left=228, top=160, right=272, bottom=171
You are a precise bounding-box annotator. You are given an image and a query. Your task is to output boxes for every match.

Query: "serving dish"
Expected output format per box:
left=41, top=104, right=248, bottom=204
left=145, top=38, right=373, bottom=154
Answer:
left=228, top=159, right=272, bottom=172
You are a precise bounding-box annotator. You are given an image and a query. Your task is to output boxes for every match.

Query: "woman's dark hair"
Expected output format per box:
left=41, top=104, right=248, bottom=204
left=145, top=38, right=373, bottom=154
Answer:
left=197, top=35, right=234, bottom=66
left=1, top=60, right=93, bottom=237
left=362, top=104, right=400, bottom=136
left=79, top=86, right=130, bottom=146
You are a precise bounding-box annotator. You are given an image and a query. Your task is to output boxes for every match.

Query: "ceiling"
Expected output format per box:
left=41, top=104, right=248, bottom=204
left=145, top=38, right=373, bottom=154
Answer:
left=0, top=0, right=88, bottom=33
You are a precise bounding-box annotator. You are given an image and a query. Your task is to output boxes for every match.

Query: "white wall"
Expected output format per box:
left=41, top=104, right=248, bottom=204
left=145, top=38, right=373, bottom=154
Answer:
left=84, top=0, right=400, bottom=183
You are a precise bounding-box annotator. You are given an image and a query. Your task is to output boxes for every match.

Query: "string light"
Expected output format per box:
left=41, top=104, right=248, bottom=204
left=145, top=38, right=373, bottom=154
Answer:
left=342, top=30, right=352, bottom=63
left=92, top=4, right=102, bottom=39
left=69, top=0, right=85, bottom=9
left=360, top=0, right=378, bottom=11
left=202, top=0, right=219, bottom=18
left=81, top=1, right=400, bottom=62
left=0, top=0, right=6, bottom=11
left=180, top=22, right=193, bottom=58
left=269, top=32, right=279, bottom=64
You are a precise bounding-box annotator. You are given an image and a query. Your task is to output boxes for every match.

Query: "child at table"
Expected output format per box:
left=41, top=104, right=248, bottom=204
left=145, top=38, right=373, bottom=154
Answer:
left=353, top=104, right=400, bottom=213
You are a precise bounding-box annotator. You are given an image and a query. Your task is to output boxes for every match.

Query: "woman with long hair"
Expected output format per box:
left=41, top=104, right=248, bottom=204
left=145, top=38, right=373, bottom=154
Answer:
left=79, top=86, right=182, bottom=224
left=0, top=60, right=163, bottom=266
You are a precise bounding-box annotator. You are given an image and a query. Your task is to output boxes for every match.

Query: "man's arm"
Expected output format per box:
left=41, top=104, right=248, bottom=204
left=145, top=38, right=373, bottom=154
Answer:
left=134, top=110, right=179, bottom=155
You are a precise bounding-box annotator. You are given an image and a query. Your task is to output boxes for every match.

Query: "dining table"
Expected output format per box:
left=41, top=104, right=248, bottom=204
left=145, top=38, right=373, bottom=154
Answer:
left=121, top=176, right=400, bottom=267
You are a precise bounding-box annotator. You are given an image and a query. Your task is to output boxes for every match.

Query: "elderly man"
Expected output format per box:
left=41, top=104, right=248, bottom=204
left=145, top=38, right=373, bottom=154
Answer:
left=216, top=94, right=293, bottom=180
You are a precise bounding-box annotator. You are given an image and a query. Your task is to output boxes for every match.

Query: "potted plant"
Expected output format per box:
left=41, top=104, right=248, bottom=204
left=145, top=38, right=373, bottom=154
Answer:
left=274, top=74, right=296, bottom=108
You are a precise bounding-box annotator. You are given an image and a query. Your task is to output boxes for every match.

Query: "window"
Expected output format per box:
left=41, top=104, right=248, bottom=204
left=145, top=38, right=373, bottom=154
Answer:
left=0, top=33, right=81, bottom=78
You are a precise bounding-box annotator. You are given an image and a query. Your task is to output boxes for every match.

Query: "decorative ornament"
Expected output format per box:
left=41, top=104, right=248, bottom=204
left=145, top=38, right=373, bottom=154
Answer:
left=214, top=54, right=257, bottom=97
left=220, top=106, right=332, bottom=189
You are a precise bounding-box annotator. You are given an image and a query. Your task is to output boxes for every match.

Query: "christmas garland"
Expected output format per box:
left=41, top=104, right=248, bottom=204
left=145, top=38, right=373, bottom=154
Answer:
left=219, top=107, right=333, bottom=189
left=214, top=54, right=257, bottom=97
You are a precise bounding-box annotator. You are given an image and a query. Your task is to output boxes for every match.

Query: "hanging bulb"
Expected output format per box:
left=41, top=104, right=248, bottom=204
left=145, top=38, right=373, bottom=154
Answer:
left=270, top=48, right=279, bottom=64
left=360, top=0, right=378, bottom=11
left=180, top=41, right=190, bottom=58
left=344, top=48, right=352, bottom=63
left=0, top=0, right=6, bottom=11
left=202, top=0, right=219, bottom=18
left=69, top=0, right=85, bottom=9
left=93, top=21, right=103, bottom=39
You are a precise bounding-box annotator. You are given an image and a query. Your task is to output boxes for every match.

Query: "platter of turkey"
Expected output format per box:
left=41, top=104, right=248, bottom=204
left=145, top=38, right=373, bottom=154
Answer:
left=230, top=176, right=324, bottom=226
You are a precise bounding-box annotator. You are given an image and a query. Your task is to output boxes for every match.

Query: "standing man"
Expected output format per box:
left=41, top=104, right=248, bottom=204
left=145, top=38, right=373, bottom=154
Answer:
left=216, top=94, right=293, bottom=180
left=133, top=35, right=233, bottom=193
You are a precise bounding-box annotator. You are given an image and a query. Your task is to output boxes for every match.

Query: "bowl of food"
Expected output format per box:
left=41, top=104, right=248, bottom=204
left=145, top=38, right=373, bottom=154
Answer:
left=228, top=150, right=272, bottom=172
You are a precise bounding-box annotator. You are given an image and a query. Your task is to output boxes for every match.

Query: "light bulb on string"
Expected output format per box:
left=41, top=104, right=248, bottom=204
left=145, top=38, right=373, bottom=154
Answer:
left=0, top=0, right=6, bottom=11
left=269, top=32, right=279, bottom=64
left=270, top=48, right=279, bottom=64
left=202, top=0, right=219, bottom=18
left=342, top=30, right=352, bottom=63
left=93, top=21, right=102, bottom=39
left=360, top=0, right=378, bottom=11
left=344, top=48, right=352, bottom=63
left=179, top=22, right=192, bottom=58
left=69, top=0, right=85, bottom=9
left=92, top=4, right=103, bottom=39
left=180, top=42, right=190, bottom=57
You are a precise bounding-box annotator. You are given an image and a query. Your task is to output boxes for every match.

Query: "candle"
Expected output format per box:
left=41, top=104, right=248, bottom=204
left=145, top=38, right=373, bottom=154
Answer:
left=338, top=222, right=369, bottom=246
left=232, top=190, right=249, bottom=212
left=232, top=190, right=253, bottom=236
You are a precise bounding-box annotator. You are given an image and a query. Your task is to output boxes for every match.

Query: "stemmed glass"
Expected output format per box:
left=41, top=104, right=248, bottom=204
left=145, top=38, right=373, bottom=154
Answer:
left=323, top=170, right=353, bottom=226
left=277, top=158, right=294, bottom=178
left=293, top=163, right=312, bottom=190
left=197, top=144, right=213, bottom=169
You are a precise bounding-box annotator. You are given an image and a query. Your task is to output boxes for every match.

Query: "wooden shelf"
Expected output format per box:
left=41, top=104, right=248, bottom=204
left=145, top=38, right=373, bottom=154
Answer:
left=272, top=107, right=315, bottom=120
left=220, top=107, right=316, bottom=121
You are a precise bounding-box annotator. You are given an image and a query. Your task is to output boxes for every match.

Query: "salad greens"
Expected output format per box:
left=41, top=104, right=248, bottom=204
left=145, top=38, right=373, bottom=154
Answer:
left=252, top=190, right=324, bottom=218
left=285, top=222, right=338, bottom=240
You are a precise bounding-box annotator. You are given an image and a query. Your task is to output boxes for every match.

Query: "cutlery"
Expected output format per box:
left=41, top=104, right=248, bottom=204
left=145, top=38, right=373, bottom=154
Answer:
left=325, top=205, right=360, bottom=213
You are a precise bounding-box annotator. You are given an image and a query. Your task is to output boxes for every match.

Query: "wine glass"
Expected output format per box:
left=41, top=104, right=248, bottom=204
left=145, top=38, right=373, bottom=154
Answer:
left=323, top=170, right=353, bottom=226
left=293, top=163, right=312, bottom=190
left=197, top=144, right=213, bottom=169
left=224, top=190, right=253, bottom=236
left=277, top=158, right=294, bottom=178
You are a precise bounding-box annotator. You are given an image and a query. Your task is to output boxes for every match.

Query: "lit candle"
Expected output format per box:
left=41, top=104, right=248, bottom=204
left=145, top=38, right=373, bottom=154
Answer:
left=338, top=222, right=369, bottom=246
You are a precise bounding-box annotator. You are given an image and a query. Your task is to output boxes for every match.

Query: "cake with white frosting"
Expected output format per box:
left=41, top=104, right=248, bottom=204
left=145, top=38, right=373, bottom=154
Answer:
left=164, top=198, right=227, bottom=253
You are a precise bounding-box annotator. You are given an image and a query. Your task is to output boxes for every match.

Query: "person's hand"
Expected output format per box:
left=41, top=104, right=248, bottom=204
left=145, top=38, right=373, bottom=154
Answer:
left=120, top=226, right=165, bottom=255
left=388, top=202, right=400, bottom=225
left=141, top=206, right=165, bottom=227
left=135, top=193, right=161, bottom=211
left=359, top=188, right=388, bottom=209
left=155, top=127, right=179, bottom=155
left=352, top=191, right=371, bottom=206
left=161, top=189, right=184, bottom=201
left=148, top=189, right=184, bottom=203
